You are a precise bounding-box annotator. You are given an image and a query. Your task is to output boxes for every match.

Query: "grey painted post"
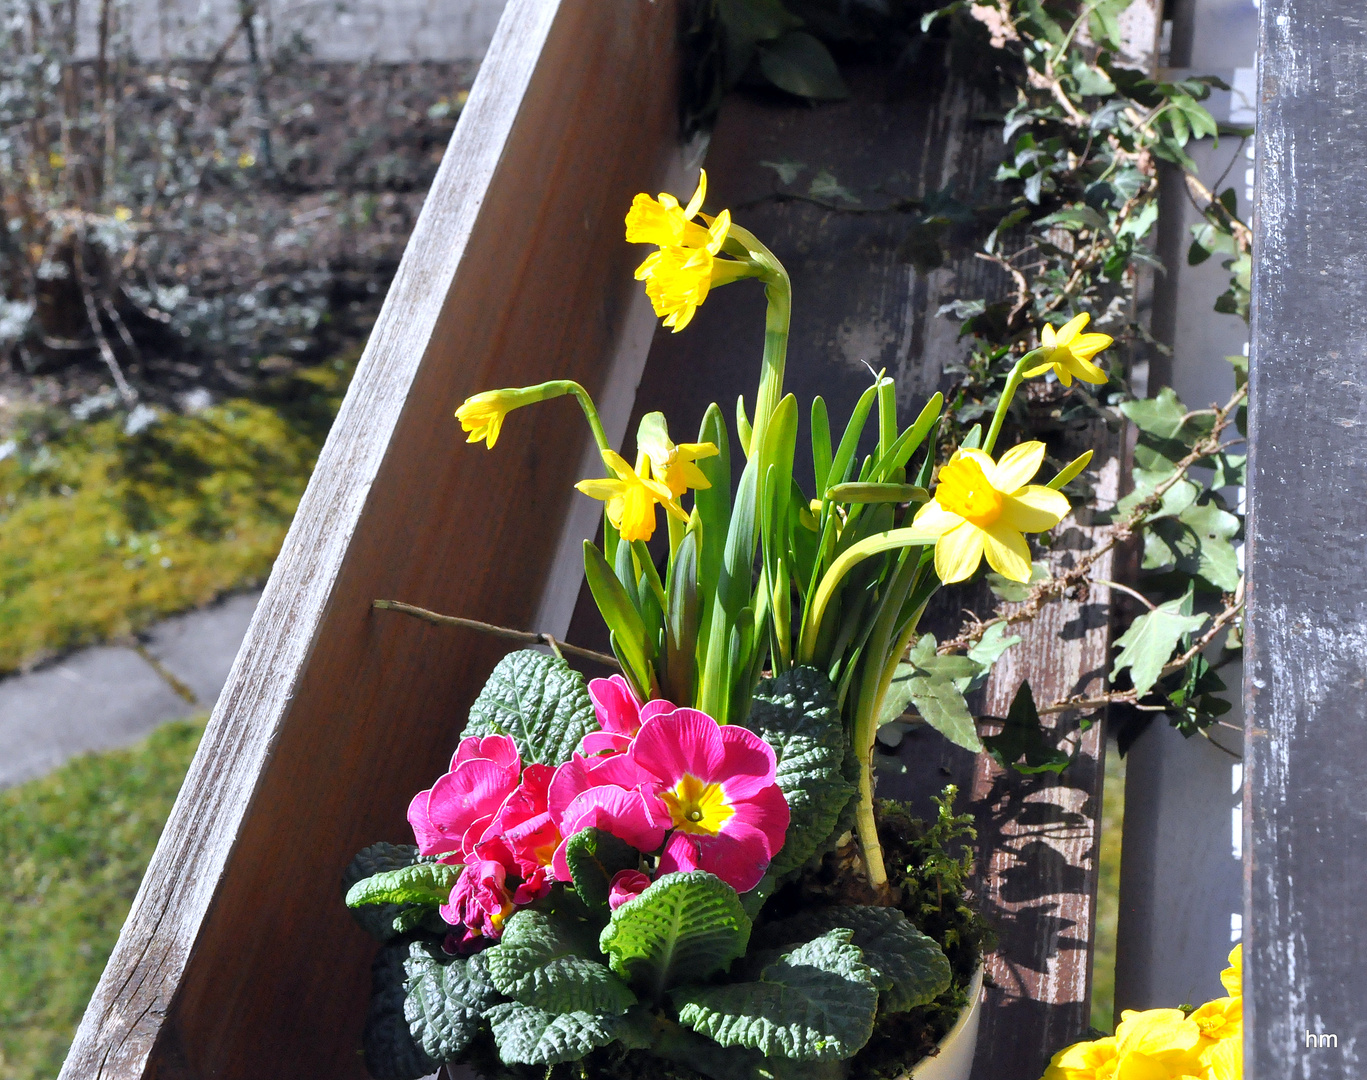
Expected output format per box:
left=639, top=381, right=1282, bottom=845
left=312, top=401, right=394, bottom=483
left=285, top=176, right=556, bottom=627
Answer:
left=1246, top=2, right=1367, bottom=1076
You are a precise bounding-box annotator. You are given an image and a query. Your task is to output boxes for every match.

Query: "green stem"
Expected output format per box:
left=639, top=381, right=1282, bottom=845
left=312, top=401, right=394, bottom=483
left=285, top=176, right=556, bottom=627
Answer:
left=727, top=223, right=791, bottom=458
left=982, top=350, right=1040, bottom=456
left=552, top=380, right=611, bottom=454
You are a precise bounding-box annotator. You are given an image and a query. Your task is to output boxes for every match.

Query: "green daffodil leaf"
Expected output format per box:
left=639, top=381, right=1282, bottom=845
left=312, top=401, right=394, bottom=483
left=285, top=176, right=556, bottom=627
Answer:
left=464, top=649, right=597, bottom=765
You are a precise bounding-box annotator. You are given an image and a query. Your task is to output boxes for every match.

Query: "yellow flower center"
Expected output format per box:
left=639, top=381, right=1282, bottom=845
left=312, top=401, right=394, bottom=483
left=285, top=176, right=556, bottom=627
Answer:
left=661, top=774, right=735, bottom=836
left=935, top=458, right=1003, bottom=527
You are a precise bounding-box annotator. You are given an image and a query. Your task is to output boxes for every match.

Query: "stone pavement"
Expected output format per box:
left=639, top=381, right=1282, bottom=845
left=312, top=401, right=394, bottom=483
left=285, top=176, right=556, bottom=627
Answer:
left=0, top=591, right=261, bottom=789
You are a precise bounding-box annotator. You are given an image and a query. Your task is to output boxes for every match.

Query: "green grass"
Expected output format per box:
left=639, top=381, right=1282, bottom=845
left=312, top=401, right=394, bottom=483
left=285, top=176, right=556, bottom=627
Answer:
left=1090, top=736, right=1125, bottom=1032
left=0, top=718, right=207, bottom=1080
left=0, top=355, right=355, bottom=674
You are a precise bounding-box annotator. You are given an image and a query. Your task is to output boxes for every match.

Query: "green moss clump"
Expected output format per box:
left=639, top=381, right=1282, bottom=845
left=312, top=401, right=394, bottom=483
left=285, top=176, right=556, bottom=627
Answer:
left=0, top=356, right=354, bottom=673
left=0, top=718, right=206, bottom=1080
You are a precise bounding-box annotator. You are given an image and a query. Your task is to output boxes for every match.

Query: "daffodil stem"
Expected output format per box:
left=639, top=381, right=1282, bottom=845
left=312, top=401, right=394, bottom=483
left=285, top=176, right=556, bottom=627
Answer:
left=555, top=381, right=612, bottom=456
left=727, top=223, right=791, bottom=456
left=982, top=350, right=1039, bottom=456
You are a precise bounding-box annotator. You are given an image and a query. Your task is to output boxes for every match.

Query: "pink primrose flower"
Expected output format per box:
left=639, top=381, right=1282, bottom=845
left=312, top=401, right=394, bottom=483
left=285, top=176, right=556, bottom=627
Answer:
left=581, top=676, right=679, bottom=755
left=629, top=706, right=789, bottom=893
left=407, top=734, right=522, bottom=862
left=440, top=858, right=515, bottom=944
left=547, top=752, right=668, bottom=881
left=485, top=763, right=561, bottom=878
left=608, top=869, right=651, bottom=910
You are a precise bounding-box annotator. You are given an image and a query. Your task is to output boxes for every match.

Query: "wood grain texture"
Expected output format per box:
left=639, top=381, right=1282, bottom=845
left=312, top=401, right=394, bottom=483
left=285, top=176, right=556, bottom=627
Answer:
left=1246, top=3, right=1367, bottom=1077
left=59, top=2, right=686, bottom=1077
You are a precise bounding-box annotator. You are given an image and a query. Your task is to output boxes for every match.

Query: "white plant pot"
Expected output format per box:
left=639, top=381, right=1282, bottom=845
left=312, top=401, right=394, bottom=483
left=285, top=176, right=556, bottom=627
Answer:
left=904, top=962, right=985, bottom=1080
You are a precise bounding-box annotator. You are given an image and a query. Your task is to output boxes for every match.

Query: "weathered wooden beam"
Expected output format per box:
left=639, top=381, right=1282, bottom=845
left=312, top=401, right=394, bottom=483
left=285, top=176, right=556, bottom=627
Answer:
left=1246, top=3, right=1367, bottom=1077
left=58, top=3, right=686, bottom=1076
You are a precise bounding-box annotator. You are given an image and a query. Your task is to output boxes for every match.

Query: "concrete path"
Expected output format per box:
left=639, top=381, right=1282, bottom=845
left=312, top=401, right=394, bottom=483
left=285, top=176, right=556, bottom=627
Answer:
left=0, top=591, right=261, bottom=789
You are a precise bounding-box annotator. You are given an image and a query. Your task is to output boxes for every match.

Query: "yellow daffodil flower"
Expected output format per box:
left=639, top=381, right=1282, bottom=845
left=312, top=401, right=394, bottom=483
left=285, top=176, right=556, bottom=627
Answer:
left=1220, top=944, right=1241, bottom=998
left=1023, top=312, right=1113, bottom=386
left=637, top=417, right=719, bottom=498
left=455, top=387, right=543, bottom=448
left=626, top=170, right=755, bottom=332
left=911, top=441, right=1069, bottom=585
left=625, top=170, right=713, bottom=249
left=575, top=449, right=687, bottom=542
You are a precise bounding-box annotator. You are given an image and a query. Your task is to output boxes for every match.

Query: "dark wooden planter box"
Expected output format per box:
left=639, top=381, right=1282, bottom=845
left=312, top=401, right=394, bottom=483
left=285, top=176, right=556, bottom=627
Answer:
left=61, top=3, right=1143, bottom=1077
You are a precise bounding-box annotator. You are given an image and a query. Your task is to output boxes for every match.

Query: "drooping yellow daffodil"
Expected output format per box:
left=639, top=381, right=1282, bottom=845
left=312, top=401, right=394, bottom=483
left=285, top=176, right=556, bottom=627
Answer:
left=626, top=170, right=755, bottom=332
left=911, top=441, right=1070, bottom=585
left=575, top=449, right=687, bottom=543
left=625, top=170, right=714, bottom=249
left=1023, top=312, right=1114, bottom=386
left=636, top=413, right=719, bottom=498
left=1220, top=943, right=1242, bottom=998
left=455, top=388, right=533, bottom=448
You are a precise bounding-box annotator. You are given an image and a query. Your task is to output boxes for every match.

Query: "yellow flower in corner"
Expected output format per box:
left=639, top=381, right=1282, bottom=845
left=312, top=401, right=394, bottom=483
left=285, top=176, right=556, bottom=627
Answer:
left=911, top=441, right=1069, bottom=585
left=1190, top=996, right=1242, bottom=1044
left=1042, top=1008, right=1205, bottom=1080
left=637, top=414, right=719, bottom=498
left=575, top=450, right=688, bottom=542
left=1220, top=943, right=1242, bottom=998
left=1023, top=312, right=1113, bottom=386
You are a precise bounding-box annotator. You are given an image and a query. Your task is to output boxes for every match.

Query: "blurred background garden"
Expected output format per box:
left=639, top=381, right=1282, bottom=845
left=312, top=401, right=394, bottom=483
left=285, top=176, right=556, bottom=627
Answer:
left=0, top=2, right=1131, bottom=1076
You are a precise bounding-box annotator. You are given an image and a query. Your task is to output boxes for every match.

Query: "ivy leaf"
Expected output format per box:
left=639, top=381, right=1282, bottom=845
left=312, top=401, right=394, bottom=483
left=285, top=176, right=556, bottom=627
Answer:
left=464, top=649, right=597, bottom=765
left=1142, top=499, right=1241, bottom=590
left=346, top=862, right=459, bottom=909
left=362, top=941, right=440, bottom=1080
left=484, top=910, right=637, bottom=1015
left=757, top=31, right=849, bottom=101
left=981, top=680, right=1072, bottom=775
left=967, top=621, right=1023, bottom=675
left=564, top=828, right=641, bottom=914
left=403, top=942, right=500, bottom=1062
left=674, top=929, right=879, bottom=1060
left=743, top=667, right=857, bottom=879
left=878, top=636, right=983, bottom=752
left=1119, top=386, right=1214, bottom=444
left=484, top=1002, right=628, bottom=1065
left=985, top=560, right=1049, bottom=602
left=756, top=907, right=951, bottom=1013
left=1112, top=586, right=1208, bottom=699
left=600, top=871, right=751, bottom=997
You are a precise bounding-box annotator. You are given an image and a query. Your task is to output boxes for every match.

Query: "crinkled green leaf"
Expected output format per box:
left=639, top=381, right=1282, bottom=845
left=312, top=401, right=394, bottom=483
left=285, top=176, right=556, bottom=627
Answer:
left=362, top=941, right=440, bottom=1080
left=484, top=1002, right=628, bottom=1065
left=564, top=827, right=641, bottom=915
left=743, top=667, right=856, bottom=879
left=342, top=843, right=423, bottom=943
left=982, top=680, right=1073, bottom=775
left=600, top=871, right=751, bottom=997
left=1112, top=586, right=1208, bottom=699
left=402, top=942, right=500, bottom=1062
left=756, top=907, right=951, bottom=1013
left=674, top=929, right=879, bottom=1061
left=464, top=649, right=597, bottom=765
left=484, top=910, right=636, bottom=1015
left=346, top=861, right=459, bottom=909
